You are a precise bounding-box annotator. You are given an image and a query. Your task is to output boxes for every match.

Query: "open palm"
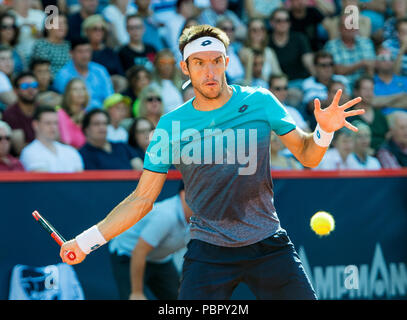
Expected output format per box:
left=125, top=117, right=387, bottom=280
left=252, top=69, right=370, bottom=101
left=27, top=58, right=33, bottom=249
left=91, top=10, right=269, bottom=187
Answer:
left=314, top=89, right=365, bottom=133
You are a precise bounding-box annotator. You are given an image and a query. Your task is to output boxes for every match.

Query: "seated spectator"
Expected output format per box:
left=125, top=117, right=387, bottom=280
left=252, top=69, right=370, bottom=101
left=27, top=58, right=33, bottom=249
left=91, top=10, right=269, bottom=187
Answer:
left=239, top=18, right=281, bottom=88
left=198, top=0, right=247, bottom=41
left=322, top=0, right=372, bottom=40
left=31, top=13, right=71, bottom=78
left=82, top=14, right=125, bottom=77
left=30, top=58, right=53, bottom=93
left=2, top=71, right=39, bottom=155
left=0, top=12, right=23, bottom=74
left=53, top=37, right=114, bottom=110
left=383, top=17, right=407, bottom=77
left=348, top=120, right=381, bottom=169
left=103, top=93, right=131, bottom=143
left=383, top=0, right=407, bottom=42
left=57, top=78, right=88, bottom=149
left=137, top=85, right=164, bottom=127
left=67, top=0, right=99, bottom=43
left=373, top=46, right=407, bottom=114
left=151, top=49, right=183, bottom=114
left=351, top=76, right=389, bottom=153
left=118, top=14, right=156, bottom=72
left=376, top=111, right=407, bottom=168
left=122, top=65, right=152, bottom=117
left=285, top=0, right=335, bottom=16
left=269, top=74, right=309, bottom=131
left=324, top=13, right=376, bottom=88
left=0, top=45, right=17, bottom=109
left=358, top=0, right=386, bottom=36
left=0, top=120, right=24, bottom=171
left=20, top=106, right=84, bottom=172
left=315, top=127, right=356, bottom=170
left=216, top=17, right=245, bottom=84
left=270, top=131, right=302, bottom=170
left=302, top=51, right=350, bottom=113
left=79, top=109, right=143, bottom=170
left=245, top=0, right=283, bottom=20
left=288, top=0, right=326, bottom=51
left=127, top=117, right=154, bottom=169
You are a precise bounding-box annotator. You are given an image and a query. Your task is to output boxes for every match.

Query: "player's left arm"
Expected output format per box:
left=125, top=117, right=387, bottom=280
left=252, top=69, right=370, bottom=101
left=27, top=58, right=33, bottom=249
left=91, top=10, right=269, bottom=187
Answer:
left=279, top=89, right=364, bottom=168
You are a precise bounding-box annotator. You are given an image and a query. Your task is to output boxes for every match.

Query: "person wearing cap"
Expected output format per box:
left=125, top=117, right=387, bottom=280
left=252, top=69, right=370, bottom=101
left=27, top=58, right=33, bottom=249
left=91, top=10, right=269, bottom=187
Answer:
left=104, top=93, right=131, bottom=143
left=61, top=24, right=365, bottom=300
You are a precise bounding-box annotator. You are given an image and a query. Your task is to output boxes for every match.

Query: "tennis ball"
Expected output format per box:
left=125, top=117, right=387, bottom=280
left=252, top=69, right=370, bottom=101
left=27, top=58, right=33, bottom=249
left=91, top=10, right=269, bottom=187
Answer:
left=310, top=211, right=335, bottom=236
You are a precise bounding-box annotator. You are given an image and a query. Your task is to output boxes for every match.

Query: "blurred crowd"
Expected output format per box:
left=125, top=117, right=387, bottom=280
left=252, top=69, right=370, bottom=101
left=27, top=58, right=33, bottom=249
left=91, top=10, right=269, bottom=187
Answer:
left=0, top=0, right=406, bottom=173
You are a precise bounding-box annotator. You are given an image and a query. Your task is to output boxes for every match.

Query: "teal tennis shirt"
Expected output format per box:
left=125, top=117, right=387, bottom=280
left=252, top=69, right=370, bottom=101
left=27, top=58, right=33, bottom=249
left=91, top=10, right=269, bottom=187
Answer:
left=144, top=84, right=297, bottom=247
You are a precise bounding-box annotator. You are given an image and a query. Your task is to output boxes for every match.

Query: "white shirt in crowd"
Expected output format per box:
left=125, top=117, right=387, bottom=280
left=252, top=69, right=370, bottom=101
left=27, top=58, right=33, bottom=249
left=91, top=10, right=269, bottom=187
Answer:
left=20, top=139, right=84, bottom=173
left=314, top=148, right=381, bottom=170
left=107, top=124, right=128, bottom=143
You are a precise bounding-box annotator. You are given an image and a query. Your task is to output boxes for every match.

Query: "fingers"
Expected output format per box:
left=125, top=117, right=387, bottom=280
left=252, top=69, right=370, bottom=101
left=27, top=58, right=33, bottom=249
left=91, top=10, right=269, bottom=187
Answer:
left=332, top=89, right=343, bottom=106
left=340, top=97, right=362, bottom=110
left=314, top=98, right=321, bottom=113
left=344, top=120, right=359, bottom=132
left=344, top=108, right=365, bottom=117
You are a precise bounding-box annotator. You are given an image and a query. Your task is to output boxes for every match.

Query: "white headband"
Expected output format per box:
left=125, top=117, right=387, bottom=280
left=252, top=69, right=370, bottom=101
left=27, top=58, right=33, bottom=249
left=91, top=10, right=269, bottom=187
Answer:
left=181, top=36, right=227, bottom=90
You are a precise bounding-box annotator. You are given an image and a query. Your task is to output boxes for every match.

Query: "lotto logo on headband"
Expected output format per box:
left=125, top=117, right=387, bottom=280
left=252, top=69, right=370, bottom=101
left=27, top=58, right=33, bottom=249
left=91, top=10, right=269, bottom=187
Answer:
left=201, top=40, right=212, bottom=46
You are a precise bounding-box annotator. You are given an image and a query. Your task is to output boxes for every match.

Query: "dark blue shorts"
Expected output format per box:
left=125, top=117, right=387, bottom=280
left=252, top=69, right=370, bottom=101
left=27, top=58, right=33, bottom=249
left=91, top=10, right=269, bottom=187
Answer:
left=178, top=229, right=317, bottom=300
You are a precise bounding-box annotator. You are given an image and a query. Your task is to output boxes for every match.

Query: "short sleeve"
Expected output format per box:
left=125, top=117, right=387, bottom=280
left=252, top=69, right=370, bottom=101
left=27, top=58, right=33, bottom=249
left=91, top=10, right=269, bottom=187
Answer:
left=143, top=117, right=173, bottom=173
left=139, top=209, right=173, bottom=248
left=261, top=89, right=297, bottom=136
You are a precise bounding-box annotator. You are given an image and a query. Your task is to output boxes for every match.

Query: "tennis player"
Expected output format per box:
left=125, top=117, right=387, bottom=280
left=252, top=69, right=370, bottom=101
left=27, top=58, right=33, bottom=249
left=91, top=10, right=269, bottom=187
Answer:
left=60, top=25, right=364, bottom=299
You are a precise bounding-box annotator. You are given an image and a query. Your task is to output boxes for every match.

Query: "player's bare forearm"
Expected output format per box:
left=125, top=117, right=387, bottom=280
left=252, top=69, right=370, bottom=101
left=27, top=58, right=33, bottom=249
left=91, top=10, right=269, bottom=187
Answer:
left=97, top=170, right=167, bottom=241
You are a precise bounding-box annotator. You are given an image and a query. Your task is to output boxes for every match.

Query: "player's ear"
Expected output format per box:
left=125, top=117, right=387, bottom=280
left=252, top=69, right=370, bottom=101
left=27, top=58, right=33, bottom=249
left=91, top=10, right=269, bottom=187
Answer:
left=180, top=60, right=190, bottom=77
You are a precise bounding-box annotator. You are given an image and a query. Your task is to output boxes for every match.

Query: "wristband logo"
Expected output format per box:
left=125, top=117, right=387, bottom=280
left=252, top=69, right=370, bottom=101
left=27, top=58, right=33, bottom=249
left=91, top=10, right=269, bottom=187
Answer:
left=90, top=244, right=100, bottom=251
left=317, top=130, right=321, bottom=139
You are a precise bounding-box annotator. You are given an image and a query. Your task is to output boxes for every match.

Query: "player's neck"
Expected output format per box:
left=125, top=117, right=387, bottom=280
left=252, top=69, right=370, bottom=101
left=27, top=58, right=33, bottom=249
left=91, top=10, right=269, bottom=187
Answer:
left=192, top=85, right=233, bottom=111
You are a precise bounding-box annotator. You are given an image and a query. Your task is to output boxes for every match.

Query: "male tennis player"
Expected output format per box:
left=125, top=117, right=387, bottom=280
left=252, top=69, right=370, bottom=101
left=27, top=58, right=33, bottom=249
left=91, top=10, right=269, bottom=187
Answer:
left=60, top=25, right=364, bottom=299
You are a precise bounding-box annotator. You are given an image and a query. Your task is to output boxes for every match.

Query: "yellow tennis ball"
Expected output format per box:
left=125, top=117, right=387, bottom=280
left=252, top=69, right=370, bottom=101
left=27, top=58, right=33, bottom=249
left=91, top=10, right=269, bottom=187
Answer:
left=310, top=211, right=335, bottom=236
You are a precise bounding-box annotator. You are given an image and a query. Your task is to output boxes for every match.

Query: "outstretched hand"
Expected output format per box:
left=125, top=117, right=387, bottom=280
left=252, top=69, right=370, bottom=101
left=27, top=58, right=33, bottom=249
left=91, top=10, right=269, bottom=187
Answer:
left=314, top=89, right=365, bottom=133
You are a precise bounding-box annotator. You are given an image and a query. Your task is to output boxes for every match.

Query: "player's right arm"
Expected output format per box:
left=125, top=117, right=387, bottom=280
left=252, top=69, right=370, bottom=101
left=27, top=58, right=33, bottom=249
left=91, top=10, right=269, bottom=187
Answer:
left=60, top=169, right=167, bottom=265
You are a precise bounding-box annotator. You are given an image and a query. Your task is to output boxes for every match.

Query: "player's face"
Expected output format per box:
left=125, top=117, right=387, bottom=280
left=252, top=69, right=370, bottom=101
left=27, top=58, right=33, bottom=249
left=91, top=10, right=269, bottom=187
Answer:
left=181, top=51, right=229, bottom=100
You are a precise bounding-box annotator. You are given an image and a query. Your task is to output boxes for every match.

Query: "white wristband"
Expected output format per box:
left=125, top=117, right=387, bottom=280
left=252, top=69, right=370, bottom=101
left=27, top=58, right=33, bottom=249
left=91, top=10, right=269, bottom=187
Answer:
left=75, top=225, right=107, bottom=255
left=313, top=123, right=334, bottom=147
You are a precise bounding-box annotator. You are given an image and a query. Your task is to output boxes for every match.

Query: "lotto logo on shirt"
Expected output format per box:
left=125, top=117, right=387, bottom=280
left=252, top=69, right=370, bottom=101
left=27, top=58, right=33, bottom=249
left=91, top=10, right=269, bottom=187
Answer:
left=146, top=121, right=258, bottom=175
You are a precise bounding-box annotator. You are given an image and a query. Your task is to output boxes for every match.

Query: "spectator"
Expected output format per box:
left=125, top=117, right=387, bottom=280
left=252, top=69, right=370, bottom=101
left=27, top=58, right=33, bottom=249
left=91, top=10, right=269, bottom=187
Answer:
left=0, top=12, right=23, bottom=74
left=322, top=0, right=372, bottom=40
left=348, top=120, right=381, bottom=169
left=82, top=14, right=125, bottom=76
left=288, top=0, right=326, bottom=51
left=19, top=106, right=84, bottom=172
left=137, top=85, right=164, bottom=127
left=11, top=0, right=46, bottom=69
left=383, top=17, right=407, bottom=77
left=103, top=93, right=131, bottom=143
left=351, top=76, right=389, bottom=153
left=30, top=58, right=53, bottom=93
left=216, top=17, right=245, bottom=84
left=244, top=0, right=283, bottom=20
left=373, top=46, right=407, bottom=114
left=268, top=8, right=314, bottom=84
left=270, top=131, right=303, bottom=170
left=102, top=0, right=137, bottom=46
left=151, top=49, right=183, bottom=114
left=109, top=183, right=191, bottom=300
left=122, top=65, right=152, bottom=118
left=314, top=127, right=356, bottom=170
left=127, top=116, right=154, bottom=165
left=239, top=18, right=281, bottom=88
left=79, top=109, right=143, bottom=170
left=376, top=111, right=407, bottom=168
left=198, top=0, right=247, bottom=40
left=31, top=13, right=71, bottom=77
left=2, top=71, right=39, bottom=155
left=57, top=78, right=88, bottom=149
left=67, top=0, right=100, bottom=43
left=324, top=13, right=376, bottom=88
left=269, top=74, right=309, bottom=132
left=0, top=120, right=24, bottom=171
left=302, top=51, right=350, bottom=115
left=383, top=0, right=407, bottom=42
left=358, top=0, right=386, bottom=36
left=53, top=37, right=114, bottom=110
left=118, top=14, right=156, bottom=72
left=0, top=45, right=17, bottom=108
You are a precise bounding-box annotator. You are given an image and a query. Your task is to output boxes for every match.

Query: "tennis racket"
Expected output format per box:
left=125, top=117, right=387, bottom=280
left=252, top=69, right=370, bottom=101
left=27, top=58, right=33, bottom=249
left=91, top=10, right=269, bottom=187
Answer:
left=32, top=210, right=76, bottom=261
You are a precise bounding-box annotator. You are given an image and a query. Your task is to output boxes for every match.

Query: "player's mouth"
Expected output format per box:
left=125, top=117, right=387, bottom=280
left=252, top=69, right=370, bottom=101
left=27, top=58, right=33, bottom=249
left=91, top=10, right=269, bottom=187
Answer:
left=204, top=81, right=218, bottom=87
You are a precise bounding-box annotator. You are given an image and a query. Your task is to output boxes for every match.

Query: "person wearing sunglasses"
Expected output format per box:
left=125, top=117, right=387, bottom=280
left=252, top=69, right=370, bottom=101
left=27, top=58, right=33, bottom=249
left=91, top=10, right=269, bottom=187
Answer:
left=137, top=85, right=164, bottom=127
left=0, top=12, right=23, bottom=74
left=0, top=120, right=24, bottom=171
left=2, top=71, right=39, bottom=155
